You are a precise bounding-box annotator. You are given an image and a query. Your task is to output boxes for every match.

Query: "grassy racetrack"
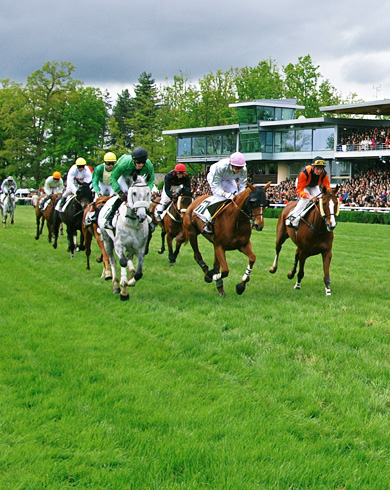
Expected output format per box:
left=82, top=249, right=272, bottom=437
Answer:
left=1, top=206, right=390, bottom=489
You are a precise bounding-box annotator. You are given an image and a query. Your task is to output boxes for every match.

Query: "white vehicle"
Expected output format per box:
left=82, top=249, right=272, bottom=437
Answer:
left=15, top=188, right=31, bottom=204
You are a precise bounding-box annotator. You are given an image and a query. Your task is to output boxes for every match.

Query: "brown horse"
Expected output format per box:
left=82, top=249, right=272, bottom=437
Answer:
left=269, top=186, right=340, bottom=296
left=150, top=194, right=193, bottom=266
left=35, top=193, right=61, bottom=242
left=183, top=182, right=271, bottom=297
left=82, top=196, right=112, bottom=280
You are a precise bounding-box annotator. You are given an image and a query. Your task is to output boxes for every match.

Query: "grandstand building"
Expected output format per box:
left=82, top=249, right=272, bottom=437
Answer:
left=162, top=98, right=390, bottom=185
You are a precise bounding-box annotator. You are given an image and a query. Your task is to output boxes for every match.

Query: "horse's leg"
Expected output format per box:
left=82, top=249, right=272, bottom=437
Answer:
left=166, top=233, right=176, bottom=266
left=11, top=205, right=14, bottom=225
left=84, top=226, right=92, bottom=270
left=35, top=212, right=42, bottom=240
left=270, top=217, right=289, bottom=274
left=94, top=228, right=112, bottom=280
left=52, top=212, right=60, bottom=249
left=188, top=227, right=210, bottom=278
left=294, top=252, right=307, bottom=291
left=158, top=229, right=166, bottom=255
left=322, top=249, right=333, bottom=296
left=104, top=238, right=120, bottom=294
left=287, top=248, right=299, bottom=281
left=209, top=245, right=228, bottom=297
left=236, top=241, right=257, bottom=295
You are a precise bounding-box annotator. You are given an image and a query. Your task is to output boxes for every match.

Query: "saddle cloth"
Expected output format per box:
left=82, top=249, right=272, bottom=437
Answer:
left=194, top=196, right=226, bottom=222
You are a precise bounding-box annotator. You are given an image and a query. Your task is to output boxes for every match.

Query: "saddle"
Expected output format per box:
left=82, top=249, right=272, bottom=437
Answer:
left=194, top=197, right=230, bottom=222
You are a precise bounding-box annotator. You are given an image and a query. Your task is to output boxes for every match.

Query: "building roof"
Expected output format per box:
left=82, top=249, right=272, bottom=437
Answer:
left=320, top=99, right=390, bottom=116
left=162, top=124, right=239, bottom=137
left=229, top=98, right=305, bottom=110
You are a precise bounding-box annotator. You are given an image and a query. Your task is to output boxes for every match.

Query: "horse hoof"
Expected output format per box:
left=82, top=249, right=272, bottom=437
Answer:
left=113, top=288, right=120, bottom=294
left=218, top=291, right=226, bottom=297
left=204, top=275, right=213, bottom=283
left=105, top=275, right=112, bottom=281
left=269, top=267, right=276, bottom=274
left=120, top=294, right=129, bottom=301
left=325, top=288, right=331, bottom=296
left=158, top=249, right=164, bottom=255
left=96, top=256, right=103, bottom=263
left=294, top=283, right=301, bottom=290
left=169, top=262, right=174, bottom=267
left=236, top=284, right=246, bottom=295
left=119, top=258, right=127, bottom=267
left=287, top=272, right=294, bottom=280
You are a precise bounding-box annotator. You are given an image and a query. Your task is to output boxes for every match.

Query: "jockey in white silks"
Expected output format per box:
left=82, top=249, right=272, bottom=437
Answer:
left=57, top=157, right=92, bottom=211
left=195, top=152, right=247, bottom=234
left=1, top=176, right=17, bottom=205
left=39, top=171, right=64, bottom=210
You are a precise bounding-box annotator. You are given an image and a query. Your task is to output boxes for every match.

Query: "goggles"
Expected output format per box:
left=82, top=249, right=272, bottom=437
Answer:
left=313, top=159, right=326, bottom=166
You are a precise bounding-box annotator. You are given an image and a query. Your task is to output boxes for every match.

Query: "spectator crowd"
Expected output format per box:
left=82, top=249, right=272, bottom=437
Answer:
left=338, top=126, right=390, bottom=151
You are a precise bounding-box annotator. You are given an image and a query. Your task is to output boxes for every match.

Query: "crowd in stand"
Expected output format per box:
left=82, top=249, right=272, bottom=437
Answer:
left=266, top=166, right=390, bottom=208
left=185, top=165, right=390, bottom=209
left=338, top=126, right=390, bottom=151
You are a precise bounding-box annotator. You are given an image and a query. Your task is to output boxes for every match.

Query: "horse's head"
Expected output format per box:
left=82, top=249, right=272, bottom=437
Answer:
left=319, top=185, right=340, bottom=231
left=76, top=182, right=94, bottom=208
left=245, top=181, right=271, bottom=231
left=177, top=191, right=193, bottom=216
left=126, top=177, right=151, bottom=222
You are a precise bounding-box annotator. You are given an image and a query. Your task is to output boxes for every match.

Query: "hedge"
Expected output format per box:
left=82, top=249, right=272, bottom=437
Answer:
left=264, top=207, right=390, bottom=225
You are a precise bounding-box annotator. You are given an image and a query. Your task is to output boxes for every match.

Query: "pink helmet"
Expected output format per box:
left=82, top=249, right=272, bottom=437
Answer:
left=229, top=152, right=246, bottom=167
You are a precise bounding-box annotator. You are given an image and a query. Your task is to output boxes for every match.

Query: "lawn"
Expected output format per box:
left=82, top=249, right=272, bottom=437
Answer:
left=1, top=206, right=390, bottom=489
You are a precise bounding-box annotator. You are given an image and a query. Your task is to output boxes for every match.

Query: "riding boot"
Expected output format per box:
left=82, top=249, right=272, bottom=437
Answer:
left=104, top=197, right=122, bottom=230
left=57, top=196, right=66, bottom=211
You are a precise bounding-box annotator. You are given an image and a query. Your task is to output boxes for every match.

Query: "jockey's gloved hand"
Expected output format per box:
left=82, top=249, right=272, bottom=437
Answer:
left=119, top=191, right=127, bottom=202
left=223, top=192, right=235, bottom=200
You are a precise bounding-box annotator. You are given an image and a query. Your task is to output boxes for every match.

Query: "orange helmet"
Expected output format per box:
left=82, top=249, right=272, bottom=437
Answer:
left=53, top=171, right=61, bottom=179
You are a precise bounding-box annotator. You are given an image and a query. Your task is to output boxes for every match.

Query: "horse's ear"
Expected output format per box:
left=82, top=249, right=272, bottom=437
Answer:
left=321, top=186, right=328, bottom=195
left=264, top=181, right=272, bottom=191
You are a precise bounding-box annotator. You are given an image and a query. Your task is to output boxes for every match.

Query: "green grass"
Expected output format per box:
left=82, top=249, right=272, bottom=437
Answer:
left=1, top=207, right=390, bottom=489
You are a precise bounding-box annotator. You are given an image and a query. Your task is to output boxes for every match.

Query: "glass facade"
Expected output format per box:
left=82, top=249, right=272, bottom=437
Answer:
left=177, top=133, right=236, bottom=157
left=237, top=105, right=296, bottom=126
left=313, top=128, right=334, bottom=151
left=240, top=131, right=261, bottom=152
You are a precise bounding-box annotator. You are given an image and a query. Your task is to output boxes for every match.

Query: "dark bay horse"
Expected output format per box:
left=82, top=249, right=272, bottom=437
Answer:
left=269, top=186, right=340, bottom=296
left=150, top=193, right=193, bottom=266
left=183, top=182, right=271, bottom=296
left=35, top=193, right=61, bottom=242
left=82, top=196, right=112, bottom=280
left=52, top=183, right=94, bottom=258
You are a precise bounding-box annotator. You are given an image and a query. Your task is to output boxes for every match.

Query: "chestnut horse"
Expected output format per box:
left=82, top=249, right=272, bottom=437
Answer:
left=269, top=186, right=340, bottom=296
left=82, top=196, right=112, bottom=280
left=150, top=193, right=193, bottom=266
left=183, top=182, right=270, bottom=297
left=35, top=193, right=61, bottom=242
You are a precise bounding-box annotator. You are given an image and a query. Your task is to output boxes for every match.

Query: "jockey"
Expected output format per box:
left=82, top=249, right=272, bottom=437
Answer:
left=57, top=158, right=92, bottom=211
left=200, top=152, right=247, bottom=234
left=39, top=171, right=64, bottom=210
left=155, top=163, right=191, bottom=221
left=104, top=147, right=155, bottom=230
left=92, top=152, right=117, bottom=198
left=1, top=176, right=17, bottom=204
left=285, top=156, right=331, bottom=231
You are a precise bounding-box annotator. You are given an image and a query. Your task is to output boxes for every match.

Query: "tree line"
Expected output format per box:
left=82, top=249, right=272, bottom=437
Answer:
left=0, top=56, right=359, bottom=188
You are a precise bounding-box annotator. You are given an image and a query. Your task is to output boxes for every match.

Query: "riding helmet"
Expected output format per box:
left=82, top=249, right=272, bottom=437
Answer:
left=53, top=171, right=62, bottom=179
left=76, top=157, right=87, bottom=166
left=104, top=152, right=117, bottom=162
left=132, top=147, right=148, bottom=164
left=229, top=152, right=246, bottom=167
left=174, top=163, right=186, bottom=172
left=312, top=156, right=326, bottom=166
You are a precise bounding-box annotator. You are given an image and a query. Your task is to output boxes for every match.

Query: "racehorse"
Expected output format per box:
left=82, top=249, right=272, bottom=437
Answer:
left=52, top=182, right=94, bottom=258
left=150, top=192, right=193, bottom=266
left=183, top=182, right=271, bottom=297
left=1, top=191, right=16, bottom=227
left=97, top=177, right=151, bottom=301
left=269, top=186, right=340, bottom=296
left=35, top=193, right=61, bottom=242
left=82, top=196, right=112, bottom=280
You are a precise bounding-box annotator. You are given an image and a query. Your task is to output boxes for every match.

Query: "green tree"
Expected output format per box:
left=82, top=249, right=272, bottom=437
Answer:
left=128, top=72, right=162, bottom=166
left=235, top=59, right=285, bottom=101
left=112, top=89, right=134, bottom=149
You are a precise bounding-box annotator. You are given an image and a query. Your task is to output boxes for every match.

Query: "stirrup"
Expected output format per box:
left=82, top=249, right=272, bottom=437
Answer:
left=104, top=220, right=114, bottom=230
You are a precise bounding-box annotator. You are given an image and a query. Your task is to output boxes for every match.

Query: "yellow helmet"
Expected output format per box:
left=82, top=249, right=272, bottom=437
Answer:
left=104, top=152, right=117, bottom=163
left=53, top=171, right=62, bottom=179
left=76, top=157, right=87, bottom=166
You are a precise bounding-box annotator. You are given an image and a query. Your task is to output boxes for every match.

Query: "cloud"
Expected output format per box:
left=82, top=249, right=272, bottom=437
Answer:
left=1, top=0, right=390, bottom=101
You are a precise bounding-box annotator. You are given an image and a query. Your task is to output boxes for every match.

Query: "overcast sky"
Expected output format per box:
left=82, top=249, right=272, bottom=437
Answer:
left=1, top=0, right=390, bottom=103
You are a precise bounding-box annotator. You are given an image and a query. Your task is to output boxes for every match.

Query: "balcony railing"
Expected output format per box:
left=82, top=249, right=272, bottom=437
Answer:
left=336, top=143, right=390, bottom=152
